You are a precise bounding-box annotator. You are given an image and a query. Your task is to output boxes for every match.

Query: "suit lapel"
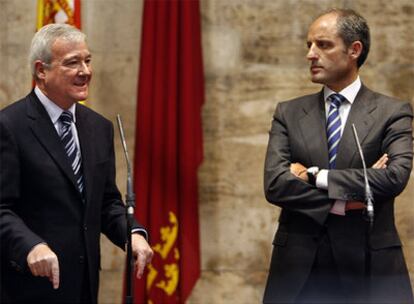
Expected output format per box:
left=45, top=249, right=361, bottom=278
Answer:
left=335, top=85, right=377, bottom=169
left=27, top=92, right=80, bottom=194
left=298, top=90, right=330, bottom=168
left=76, top=106, right=94, bottom=206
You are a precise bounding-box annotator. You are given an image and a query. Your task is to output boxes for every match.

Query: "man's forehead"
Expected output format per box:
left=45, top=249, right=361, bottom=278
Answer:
left=311, top=13, right=338, bottom=28
left=307, top=15, right=339, bottom=38
left=51, top=38, right=90, bottom=58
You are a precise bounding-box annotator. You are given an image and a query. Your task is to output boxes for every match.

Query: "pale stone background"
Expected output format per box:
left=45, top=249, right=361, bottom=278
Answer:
left=0, top=0, right=413, bottom=303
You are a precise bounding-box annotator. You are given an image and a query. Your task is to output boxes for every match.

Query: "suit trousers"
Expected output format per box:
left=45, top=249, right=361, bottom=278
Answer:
left=296, top=211, right=368, bottom=303
left=295, top=228, right=346, bottom=303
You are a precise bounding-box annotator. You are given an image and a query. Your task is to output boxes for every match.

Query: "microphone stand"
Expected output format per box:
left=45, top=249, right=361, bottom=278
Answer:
left=116, top=115, right=135, bottom=304
left=351, top=124, right=374, bottom=302
left=351, top=124, right=374, bottom=229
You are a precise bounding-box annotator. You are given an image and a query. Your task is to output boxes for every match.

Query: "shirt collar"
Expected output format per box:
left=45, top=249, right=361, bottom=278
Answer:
left=34, top=86, right=77, bottom=124
left=323, top=76, right=362, bottom=105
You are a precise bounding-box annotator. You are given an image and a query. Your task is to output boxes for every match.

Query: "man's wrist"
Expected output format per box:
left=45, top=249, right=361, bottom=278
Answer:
left=132, top=228, right=148, bottom=241
left=306, top=166, right=319, bottom=185
left=315, top=169, right=329, bottom=189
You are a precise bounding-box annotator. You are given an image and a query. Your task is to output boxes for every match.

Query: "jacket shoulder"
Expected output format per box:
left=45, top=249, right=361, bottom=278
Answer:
left=0, top=95, right=29, bottom=117
left=0, top=95, right=31, bottom=129
left=361, top=87, right=413, bottom=118
left=362, top=86, right=411, bottom=107
left=273, top=92, right=322, bottom=117
left=280, top=92, right=321, bottom=105
left=77, top=103, right=112, bottom=124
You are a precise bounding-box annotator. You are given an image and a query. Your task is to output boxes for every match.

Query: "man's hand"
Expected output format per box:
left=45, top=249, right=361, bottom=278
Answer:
left=372, top=153, right=388, bottom=169
left=345, top=153, right=389, bottom=210
left=290, top=162, right=308, bottom=182
left=132, top=234, right=153, bottom=279
left=27, top=243, right=59, bottom=289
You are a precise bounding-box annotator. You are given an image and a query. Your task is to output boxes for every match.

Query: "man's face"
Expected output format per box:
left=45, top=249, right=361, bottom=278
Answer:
left=306, top=13, right=356, bottom=91
left=41, top=37, right=92, bottom=108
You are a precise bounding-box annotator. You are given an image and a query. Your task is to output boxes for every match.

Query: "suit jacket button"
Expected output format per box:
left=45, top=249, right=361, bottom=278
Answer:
left=79, top=255, right=85, bottom=264
left=83, top=225, right=88, bottom=231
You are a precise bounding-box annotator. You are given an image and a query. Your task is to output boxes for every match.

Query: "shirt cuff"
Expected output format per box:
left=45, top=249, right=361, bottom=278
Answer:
left=315, top=169, right=328, bottom=189
left=131, top=228, right=148, bottom=241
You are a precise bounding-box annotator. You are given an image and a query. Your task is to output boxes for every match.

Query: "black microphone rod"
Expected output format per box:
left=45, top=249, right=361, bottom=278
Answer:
left=116, top=114, right=135, bottom=211
left=352, top=123, right=374, bottom=229
left=116, top=114, right=135, bottom=304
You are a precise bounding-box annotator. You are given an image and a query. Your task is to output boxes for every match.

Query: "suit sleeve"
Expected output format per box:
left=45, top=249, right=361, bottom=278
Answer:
left=0, top=115, right=45, bottom=270
left=264, top=103, right=333, bottom=225
left=328, top=102, right=413, bottom=202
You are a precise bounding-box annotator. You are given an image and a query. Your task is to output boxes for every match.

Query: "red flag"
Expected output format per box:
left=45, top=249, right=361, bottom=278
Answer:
left=37, top=0, right=81, bottom=30
left=133, top=0, right=204, bottom=303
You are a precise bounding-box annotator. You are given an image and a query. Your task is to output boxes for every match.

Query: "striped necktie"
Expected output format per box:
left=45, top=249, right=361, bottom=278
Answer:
left=59, top=111, right=84, bottom=194
left=327, top=94, right=346, bottom=169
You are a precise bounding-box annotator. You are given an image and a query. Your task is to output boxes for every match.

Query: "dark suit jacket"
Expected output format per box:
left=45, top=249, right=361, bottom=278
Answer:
left=263, top=85, right=413, bottom=303
left=0, top=91, right=143, bottom=303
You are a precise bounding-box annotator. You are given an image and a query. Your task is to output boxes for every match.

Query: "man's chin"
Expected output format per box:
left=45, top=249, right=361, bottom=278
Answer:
left=72, top=90, right=89, bottom=102
left=71, top=96, right=87, bottom=104
left=310, top=76, right=325, bottom=85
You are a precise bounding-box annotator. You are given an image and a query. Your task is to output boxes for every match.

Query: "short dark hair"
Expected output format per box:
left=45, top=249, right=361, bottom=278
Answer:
left=323, top=8, right=371, bottom=68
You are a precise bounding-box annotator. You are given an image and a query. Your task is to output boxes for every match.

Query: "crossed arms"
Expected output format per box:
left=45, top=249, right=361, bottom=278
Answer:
left=264, top=100, right=413, bottom=224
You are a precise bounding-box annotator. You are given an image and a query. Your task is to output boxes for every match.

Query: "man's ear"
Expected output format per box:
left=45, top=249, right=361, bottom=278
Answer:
left=34, top=60, right=47, bottom=80
left=349, top=41, right=363, bottom=61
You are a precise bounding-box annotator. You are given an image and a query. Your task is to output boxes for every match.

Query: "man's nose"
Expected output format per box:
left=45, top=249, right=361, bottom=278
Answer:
left=306, top=44, right=318, bottom=60
left=78, top=61, right=91, bottom=75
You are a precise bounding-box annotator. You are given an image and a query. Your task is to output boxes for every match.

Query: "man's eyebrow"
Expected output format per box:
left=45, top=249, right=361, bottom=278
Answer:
left=63, top=53, right=92, bottom=61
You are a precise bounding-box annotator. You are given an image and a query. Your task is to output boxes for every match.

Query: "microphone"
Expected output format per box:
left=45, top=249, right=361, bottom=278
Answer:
left=351, top=124, right=374, bottom=229
left=116, top=115, right=135, bottom=213
left=116, top=114, right=135, bottom=304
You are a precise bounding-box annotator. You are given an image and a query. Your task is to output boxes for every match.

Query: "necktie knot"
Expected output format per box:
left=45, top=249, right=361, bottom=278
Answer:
left=329, top=94, right=346, bottom=109
left=60, top=111, right=73, bottom=126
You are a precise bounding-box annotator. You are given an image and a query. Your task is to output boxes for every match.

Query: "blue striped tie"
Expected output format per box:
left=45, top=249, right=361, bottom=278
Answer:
left=327, top=94, right=346, bottom=169
left=59, top=111, right=84, bottom=194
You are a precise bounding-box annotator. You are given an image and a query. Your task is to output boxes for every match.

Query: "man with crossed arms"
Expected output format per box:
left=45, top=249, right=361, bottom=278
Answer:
left=263, top=8, right=413, bottom=304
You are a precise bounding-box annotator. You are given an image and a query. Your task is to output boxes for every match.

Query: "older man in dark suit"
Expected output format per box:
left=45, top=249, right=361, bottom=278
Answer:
left=0, top=24, right=153, bottom=303
left=263, top=8, right=413, bottom=304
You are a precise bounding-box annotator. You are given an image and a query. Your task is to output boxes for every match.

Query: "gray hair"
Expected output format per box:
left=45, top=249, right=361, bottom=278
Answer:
left=29, top=23, right=86, bottom=79
left=322, top=8, right=371, bottom=68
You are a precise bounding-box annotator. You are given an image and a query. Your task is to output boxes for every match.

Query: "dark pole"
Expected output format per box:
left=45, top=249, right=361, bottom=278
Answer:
left=117, top=115, right=135, bottom=304
left=352, top=124, right=373, bottom=302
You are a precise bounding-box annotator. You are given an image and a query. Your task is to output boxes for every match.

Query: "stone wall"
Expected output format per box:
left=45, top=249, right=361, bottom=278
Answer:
left=0, top=0, right=413, bottom=303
